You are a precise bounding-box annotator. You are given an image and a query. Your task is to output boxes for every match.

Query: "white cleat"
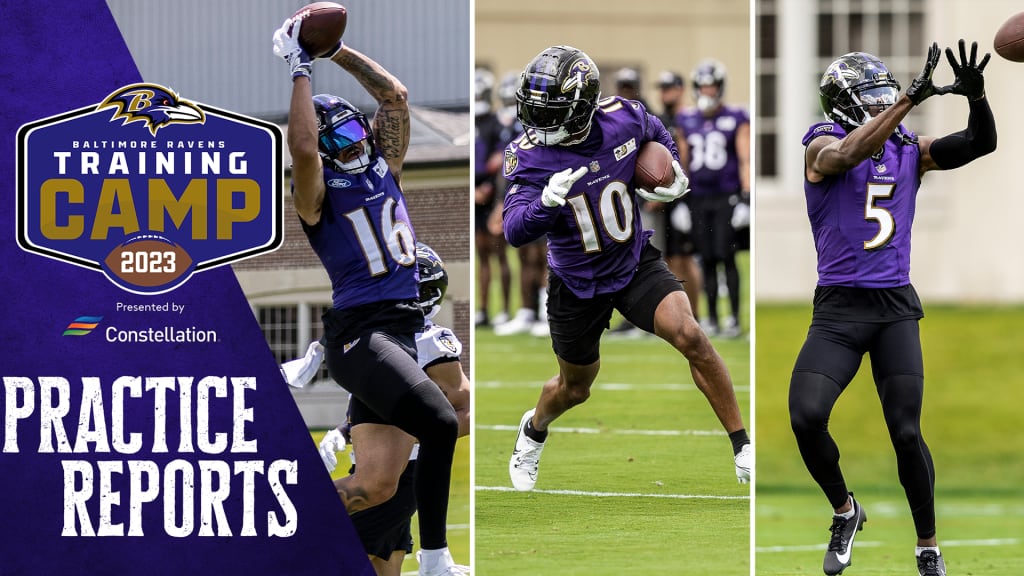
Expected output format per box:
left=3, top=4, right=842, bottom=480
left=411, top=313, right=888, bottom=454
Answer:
left=509, top=409, right=545, bottom=491
left=494, top=309, right=537, bottom=336
left=735, top=443, right=751, bottom=484
left=417, top=548, right=469, bottom=576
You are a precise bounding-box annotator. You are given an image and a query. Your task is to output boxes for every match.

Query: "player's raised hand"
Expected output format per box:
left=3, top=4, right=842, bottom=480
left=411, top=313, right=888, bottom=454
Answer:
left=906, top=42, right=943, bottom=105
left=541, top=167, right=587, bottom=207
left=637, top=160, right=690, bottom=203
left=318, top=428, right=347, bottom=473
left=273, top=17, right=312, bottom=80
left=938, top=39, right=990, bottom=100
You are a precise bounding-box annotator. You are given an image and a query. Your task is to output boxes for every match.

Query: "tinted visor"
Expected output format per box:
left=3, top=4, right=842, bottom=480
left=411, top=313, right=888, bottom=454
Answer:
left=517, top=98, right=574, bottom=130
left=319, top=116, right=370, bottom=154
left=856, top=86, right=897, bottom=106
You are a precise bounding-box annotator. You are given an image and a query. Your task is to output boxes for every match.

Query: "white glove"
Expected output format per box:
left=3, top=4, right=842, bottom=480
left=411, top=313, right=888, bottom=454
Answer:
left=541, top=167, right=588, bottom=207
left=731, top=199, right=751, bottom=229
left=318, top=428, right=347, bottom=473
left=636, top=160, right=690, bottom=203
left=734, top=443, right=751, bottom=484
left=280, top=340, right=325, bottom=388
left=272, top=17, right=312, bottom=79
left=670, top=202, right=692, bottom=233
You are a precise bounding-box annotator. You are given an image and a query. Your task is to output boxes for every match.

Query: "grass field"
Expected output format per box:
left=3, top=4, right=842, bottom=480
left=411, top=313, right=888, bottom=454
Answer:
left=755, top=303, right=1024, bottom=575
left=309, top=431, right=471, bottom=575
left=474, top=250, right=752, bottom=575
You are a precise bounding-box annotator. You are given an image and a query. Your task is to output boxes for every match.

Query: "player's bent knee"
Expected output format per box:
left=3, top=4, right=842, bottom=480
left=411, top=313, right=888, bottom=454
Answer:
left=887, top=422, right=923, bottom=452
left=664, top=317, right=710, bottom=359
left=562, top=382, right=591, bottom=406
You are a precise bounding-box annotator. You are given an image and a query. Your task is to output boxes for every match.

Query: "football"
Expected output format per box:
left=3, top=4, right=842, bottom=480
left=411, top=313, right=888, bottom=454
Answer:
left=634, top=141, right=676, bottom=192
left=293, top=2, right=348, bottom=58
left=994, top=11, right=1024, bottom=62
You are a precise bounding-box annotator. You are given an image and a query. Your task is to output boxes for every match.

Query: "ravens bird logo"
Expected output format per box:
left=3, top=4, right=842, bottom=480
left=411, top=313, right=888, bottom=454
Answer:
left=98, top=83, right=205, bottom=136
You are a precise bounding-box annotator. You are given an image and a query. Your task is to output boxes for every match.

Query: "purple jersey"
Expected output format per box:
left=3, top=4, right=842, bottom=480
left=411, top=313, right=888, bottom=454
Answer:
left=676, top=105, right=748, bottom=195
left=302, top=156, right=418, bottom=309
left=502, top=96, right=677, bottom=298
left=802, top=122, right=920, bottom=288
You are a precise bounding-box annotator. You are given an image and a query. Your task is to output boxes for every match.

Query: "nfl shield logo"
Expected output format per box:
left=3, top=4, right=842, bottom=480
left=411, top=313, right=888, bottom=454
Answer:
left=589, top=160, right=601, bottom=173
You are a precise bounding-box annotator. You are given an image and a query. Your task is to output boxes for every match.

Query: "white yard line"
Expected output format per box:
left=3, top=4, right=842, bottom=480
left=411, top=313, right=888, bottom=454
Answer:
left=476, top=485, right=748, bottom=500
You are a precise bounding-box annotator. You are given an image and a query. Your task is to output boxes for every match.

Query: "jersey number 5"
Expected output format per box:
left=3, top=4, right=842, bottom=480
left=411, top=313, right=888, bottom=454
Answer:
left=863, top=183, right=895, bottom=250
left=345, top=197, right=416, bottom=276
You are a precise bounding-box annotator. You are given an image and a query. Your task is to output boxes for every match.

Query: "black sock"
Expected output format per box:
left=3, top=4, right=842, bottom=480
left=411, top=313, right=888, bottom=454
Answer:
left=729, top=429, right=749, bottom=455
left=524, top=418, right=548, bottom=443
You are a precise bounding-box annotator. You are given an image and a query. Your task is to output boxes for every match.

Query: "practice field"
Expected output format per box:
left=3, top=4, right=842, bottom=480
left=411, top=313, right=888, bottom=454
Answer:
left=755, top=304, right=1024, bottom=575
left=309, top=431, right=471, bottom=575
left=474, top=252, right=752, bottom=576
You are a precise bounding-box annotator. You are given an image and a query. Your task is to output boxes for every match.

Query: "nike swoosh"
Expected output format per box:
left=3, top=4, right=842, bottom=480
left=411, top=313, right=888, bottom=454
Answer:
left=836, top=531, right=856, bottom=564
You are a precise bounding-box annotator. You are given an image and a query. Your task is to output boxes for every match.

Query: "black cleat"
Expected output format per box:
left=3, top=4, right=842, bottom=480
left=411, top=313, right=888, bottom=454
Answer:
left=916, top=550, right=946, bottom=576
left=823, top=494, right=867, bottom=575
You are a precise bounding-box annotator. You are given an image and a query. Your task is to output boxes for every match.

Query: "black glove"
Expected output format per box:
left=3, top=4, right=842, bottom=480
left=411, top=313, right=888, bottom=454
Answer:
left=906, top=42, right=942, bottom=105
left=938, top=39, right=990, bottom=100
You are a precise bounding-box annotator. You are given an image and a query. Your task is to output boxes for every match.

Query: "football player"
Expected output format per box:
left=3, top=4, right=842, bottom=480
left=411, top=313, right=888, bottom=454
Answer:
left=287, top=244, right=470, bottom=576
left=792, top=40, right=995, bottom=576
left=272, top=15, right=465, bottom=576
left=655, top=70, right=704, bottom=325
left=502, top=46, right=751, bottom=494
left=674, top=59, right=750, bottom=338
left=474, top=68, right=512, bottom=329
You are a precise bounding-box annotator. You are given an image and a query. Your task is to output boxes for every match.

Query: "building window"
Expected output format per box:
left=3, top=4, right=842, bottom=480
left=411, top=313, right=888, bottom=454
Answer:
left=756, top=0, right=926, bottom=178
left=257, top=306, right=299, bottom=366
left=255, top=303, right=333, bottom=385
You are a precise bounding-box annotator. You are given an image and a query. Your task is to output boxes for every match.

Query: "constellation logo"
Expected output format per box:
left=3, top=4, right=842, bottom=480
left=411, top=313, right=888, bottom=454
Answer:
left=63, top=316, right=103, bottom=336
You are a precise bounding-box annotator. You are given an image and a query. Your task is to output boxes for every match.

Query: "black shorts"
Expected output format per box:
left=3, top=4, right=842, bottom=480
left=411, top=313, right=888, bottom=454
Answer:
left=663, top=198, right=697, bottom=257
left=690, top=193, right=736, bottom=260
left=348, top=461, right=417, bottom=559
left=547, top=242, right=683, bottom=365
left=323, top=318, right=432, bottom=425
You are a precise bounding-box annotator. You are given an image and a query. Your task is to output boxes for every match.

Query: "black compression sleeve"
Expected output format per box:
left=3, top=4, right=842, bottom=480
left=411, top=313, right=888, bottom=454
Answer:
left=928, top=96, right=996, bottom=170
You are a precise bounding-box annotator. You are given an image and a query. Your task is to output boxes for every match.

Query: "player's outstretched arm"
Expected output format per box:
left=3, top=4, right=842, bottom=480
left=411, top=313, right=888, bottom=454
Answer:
left=919, top=39, right=996, bottom=173
left=330, top=46, right=411, bottom=180
left=273, top=17, right=325, bottom=225
left=808, top=44, right=942, bottom=181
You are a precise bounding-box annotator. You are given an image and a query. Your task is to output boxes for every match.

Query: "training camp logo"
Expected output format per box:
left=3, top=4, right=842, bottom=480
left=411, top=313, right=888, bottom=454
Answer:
left=16, top=83, right=283, bottom=294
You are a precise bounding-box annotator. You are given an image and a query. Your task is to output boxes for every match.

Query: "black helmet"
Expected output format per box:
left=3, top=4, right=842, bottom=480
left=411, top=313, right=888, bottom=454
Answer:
left=416, top=242, right=447, bottom=317
left=691, top=59, right=727, bottom=114
left=516, top=45, right=601, bottom=146
left=819, top=52, right=901, bottom=130
left=312, top=94, right=376, bottom=173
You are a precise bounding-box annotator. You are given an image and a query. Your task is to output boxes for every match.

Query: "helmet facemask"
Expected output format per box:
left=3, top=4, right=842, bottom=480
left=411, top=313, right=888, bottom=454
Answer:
left=691, top=60, right=727, bottom=115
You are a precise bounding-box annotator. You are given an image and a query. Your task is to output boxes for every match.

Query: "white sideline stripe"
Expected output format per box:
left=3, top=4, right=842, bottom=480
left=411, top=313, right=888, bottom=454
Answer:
left=757, top=538, right=1019, bottom=553
left=478, top=381, right=750, bottom=392
left=476, top=485, right=748, bottom=500
left=477, top=424, right=724, bottom=436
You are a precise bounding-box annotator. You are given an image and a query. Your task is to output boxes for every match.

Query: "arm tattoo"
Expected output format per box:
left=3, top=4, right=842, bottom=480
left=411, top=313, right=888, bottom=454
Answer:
left=336, top=51, right=395, bottom=103
left=374, top=106, right=410, bottom=162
